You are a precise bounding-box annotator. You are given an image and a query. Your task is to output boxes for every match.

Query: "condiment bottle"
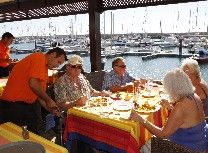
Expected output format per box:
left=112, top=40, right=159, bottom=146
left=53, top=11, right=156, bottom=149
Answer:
left=22, top=126, right=29, bottom=139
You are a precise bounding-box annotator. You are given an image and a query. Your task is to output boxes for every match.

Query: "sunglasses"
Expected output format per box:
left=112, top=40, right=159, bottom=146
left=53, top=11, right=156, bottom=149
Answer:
left=70, top=65, right=82, bottom=69
left=115, top=65, right=126, bottom=68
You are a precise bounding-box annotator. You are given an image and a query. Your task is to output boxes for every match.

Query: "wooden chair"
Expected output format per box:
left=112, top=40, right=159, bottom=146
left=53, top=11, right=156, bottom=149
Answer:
left=84, top=70, right=106, bottom=91
left=0, top=141, right=45, bottom=153
left=151, top=136, right=200, bottom=153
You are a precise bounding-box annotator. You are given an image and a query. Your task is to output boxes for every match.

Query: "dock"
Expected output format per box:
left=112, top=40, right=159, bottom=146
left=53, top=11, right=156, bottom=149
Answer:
left=101, top=52, right=194, bottom=59
left=13, top=49, right=195, bottom=60
left=141, top=53, right=194, bottom=60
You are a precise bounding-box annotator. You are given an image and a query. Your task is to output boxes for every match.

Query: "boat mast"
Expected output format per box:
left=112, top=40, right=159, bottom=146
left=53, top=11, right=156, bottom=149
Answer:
left=103, top=11, right=105, bottom=47
left=110, top=12, right=113, bottom=49
left=189, top=9, right=191, bottom=33
left=160, top=20, right=162, bottom=36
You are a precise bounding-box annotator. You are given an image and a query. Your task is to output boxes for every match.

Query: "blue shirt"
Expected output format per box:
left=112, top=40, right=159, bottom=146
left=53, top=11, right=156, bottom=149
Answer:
left=102, top=70, right=135, bottom=91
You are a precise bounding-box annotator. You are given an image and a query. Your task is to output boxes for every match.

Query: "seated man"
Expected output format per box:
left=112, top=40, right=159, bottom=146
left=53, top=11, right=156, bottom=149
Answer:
left=54, top=55, right=109, bottom=111
left=102, top=57, right=140, bottom=93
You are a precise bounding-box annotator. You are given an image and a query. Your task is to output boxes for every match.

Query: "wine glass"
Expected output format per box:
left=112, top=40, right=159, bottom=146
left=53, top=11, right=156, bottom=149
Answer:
left=159, top=91, right=169, bottom=101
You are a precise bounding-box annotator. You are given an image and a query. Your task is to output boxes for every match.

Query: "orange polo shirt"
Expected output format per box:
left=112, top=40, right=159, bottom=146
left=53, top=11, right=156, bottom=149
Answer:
left=1, top=52, right=48, bottom=104
left=0, top=41, right=10, bottom=67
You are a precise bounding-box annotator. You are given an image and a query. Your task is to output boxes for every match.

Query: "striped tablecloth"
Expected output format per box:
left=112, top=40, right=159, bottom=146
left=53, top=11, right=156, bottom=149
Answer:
left=0, top=122, right=68, bottom=153
left=64, top=107, right=168, bottom=153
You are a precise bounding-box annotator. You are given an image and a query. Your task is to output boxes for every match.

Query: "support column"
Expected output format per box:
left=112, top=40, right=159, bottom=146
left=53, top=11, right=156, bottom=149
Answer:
left=88, top=0, right=102, bottom=72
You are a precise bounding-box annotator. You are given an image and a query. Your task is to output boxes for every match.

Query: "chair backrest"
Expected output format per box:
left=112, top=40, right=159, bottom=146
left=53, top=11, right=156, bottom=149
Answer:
left=84, top=70, right=106, bottom=91
left=0, top=141, right=45, bottom=153
left=151, top=136, right=200, bottom=153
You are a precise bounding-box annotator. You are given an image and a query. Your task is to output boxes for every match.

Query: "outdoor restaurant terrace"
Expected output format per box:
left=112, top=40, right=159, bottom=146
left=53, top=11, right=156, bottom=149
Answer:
left=0, top=1, right=207, bottom=153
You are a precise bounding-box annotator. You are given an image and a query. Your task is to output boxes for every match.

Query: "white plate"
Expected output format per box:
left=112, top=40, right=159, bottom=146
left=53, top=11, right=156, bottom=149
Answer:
left=112, top=101, right=133, bottom=111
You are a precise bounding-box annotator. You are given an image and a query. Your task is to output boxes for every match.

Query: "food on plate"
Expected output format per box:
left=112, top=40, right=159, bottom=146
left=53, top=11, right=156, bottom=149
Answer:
left=111, top=92, right=133, bottom=101
left=136, top=101, right=160, bottom=113
left=142, top=92, right=155, bottom=98
left=89, top=97, right=111, bottom=106
left=124, top=93, right=133, bottom=101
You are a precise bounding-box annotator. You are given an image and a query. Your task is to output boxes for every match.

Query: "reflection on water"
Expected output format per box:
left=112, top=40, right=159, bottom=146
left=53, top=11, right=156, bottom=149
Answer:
left=82, top=56, right=208, bottom=81
left=10, top=53, right=208, bottom=82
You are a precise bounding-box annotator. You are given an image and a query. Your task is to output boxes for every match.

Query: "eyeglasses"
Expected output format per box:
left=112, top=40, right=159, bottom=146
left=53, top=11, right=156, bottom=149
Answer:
left=115, top=65, right=126, bottom=68
left=70, top=65, right=82, bottom=69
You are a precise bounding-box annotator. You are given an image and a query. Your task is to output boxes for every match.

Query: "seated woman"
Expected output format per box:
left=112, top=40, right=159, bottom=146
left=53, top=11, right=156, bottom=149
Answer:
left=181, top=58, right=208, bottom=120
left=130, top=69, right=208, bottom=152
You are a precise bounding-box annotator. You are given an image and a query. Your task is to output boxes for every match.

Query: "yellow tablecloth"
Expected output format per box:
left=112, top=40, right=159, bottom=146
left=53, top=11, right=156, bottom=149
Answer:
left=66, top=106, right=168, bottom=150
left=0, top=122, right=68, bottom=153
left=68, top=107, right=139, bottom=140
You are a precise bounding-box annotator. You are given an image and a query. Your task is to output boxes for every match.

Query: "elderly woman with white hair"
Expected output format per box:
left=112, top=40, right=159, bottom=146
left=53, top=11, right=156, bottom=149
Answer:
left=181, top=58, right=208, bottom=119
left=130, top=69, right=208, bottom=152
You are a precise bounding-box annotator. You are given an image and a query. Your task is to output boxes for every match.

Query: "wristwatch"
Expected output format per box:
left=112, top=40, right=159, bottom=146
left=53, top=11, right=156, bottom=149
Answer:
left=143, top=119, right=147, bottom=124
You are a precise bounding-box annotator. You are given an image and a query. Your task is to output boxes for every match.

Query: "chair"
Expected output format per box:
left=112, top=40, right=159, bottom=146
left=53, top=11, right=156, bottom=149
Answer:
left=0, top=141, right=45, bottom=153
left=84, top=70, right=106, bottom=91
left=151, top=136, right=200, bottom=153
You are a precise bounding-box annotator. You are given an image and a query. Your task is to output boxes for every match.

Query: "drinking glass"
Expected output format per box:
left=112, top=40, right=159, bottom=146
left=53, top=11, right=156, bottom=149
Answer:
left=159, top=91, right=169, bottom=101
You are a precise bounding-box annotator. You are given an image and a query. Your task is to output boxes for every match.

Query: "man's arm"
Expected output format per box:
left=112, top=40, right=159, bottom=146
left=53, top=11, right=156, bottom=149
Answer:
left=29, top=78, right=60, bottom=115
left=109, top=85, right=127, bottom=93
left=37, top=98, right=48, bottom=110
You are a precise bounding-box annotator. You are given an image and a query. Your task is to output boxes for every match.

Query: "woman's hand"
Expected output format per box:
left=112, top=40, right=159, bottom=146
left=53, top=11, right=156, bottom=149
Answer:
left=130, top=109, right=139, bottom=121
left=130, top=109, right=148, bottom=125
left=160, top=99, right=173, bottom=110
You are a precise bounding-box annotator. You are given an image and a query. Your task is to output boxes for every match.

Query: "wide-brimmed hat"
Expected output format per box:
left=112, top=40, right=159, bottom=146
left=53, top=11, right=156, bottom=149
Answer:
left=67, top=55, right=83, bottom=65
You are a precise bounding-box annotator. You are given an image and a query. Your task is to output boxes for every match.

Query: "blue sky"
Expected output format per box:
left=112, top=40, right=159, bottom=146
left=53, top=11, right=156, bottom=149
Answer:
left=0, top=1, right=208, bottom=37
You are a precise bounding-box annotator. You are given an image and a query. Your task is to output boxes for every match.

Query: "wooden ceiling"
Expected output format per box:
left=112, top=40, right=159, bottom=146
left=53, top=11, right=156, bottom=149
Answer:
left=0, top=0, right=205, bottom=23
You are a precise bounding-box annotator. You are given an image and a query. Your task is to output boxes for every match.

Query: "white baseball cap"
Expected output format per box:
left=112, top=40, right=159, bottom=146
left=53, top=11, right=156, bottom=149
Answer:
left=67, top=55, right=83, bottom=65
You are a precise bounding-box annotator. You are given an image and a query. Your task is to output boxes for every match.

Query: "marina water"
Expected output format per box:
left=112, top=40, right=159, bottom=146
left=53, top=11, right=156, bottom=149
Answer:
left=11, top=43, right=208, bottom=81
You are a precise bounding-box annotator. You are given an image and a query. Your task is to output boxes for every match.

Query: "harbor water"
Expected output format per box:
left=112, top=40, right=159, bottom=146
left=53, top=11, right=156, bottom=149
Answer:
left=10, top=43, right=208, bottom=81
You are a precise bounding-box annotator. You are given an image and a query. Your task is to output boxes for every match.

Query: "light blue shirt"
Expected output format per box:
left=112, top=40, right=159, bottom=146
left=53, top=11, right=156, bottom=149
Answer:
left=102, top=70, right=135, bottom=91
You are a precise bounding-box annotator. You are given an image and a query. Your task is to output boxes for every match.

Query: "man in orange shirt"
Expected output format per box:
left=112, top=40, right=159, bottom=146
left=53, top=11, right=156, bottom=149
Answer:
left=0, top=47, right=67, bottom=134
left=0, top=32, right=14, bottom=78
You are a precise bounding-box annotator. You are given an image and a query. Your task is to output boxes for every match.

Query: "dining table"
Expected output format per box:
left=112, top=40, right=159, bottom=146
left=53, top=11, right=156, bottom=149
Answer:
left=64, top=84, right=169, bottom=153
left=0, top=122, right=68, bottom=153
